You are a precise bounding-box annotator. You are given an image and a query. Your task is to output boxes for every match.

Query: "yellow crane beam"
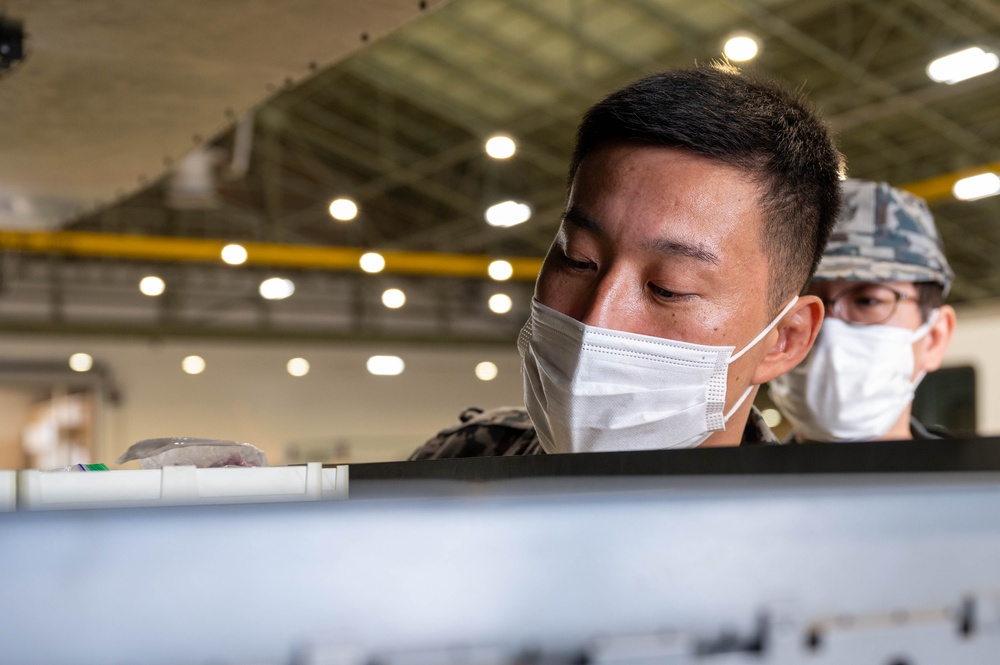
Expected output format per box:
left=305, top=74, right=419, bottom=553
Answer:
left=0, top=229, right=544, bottom=281
left=899, top=161, right=1000, bottom=203
left=0, top=162, right=995, bottom=277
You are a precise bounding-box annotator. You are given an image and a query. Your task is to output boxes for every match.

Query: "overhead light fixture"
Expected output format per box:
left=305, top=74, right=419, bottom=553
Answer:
left=359, top=252, right=386, bottom=273
left=259, top=277, right=295, bottom=300
left=68, top=353, right=93, bottom=373
left=367, top=355, right=404, bottom=376
left=381, top=288, right=406, bottom=309
left=485, top=201, right=531, bottom=228
left=488, top=293, right=513, bottom=314
left=723, top=35, right=759, bottom=62
left=286, top=357, right=310, bottom=377
left=139, top=275, right=165, bottom=297
left=475, top=361, right=498, bottom=381
left=485, top=135, right=516, bottom=159
left=761, top=408, right=783, bottom=428
left=488, top=259, right=514, bottom=281
left=221, top=243, right=248, bottom=265
left=953, top=172, right=1000, bottom=201
left=927, top=47, right=999, bottom=84
left=328, top=198, right=359, bottom=222
left=182, top=355, right=206, bottom=375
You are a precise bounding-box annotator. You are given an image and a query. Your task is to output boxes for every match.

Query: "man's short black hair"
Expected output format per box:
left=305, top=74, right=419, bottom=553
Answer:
left=917, top=282, right=945, bottom=322
left=569, top=64, right=844, bottom=312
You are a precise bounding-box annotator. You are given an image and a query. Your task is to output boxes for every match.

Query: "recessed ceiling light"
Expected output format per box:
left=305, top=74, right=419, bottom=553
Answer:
left=359, top=252, right=386, bottom=273
left=68, top=353, right=93, bottom=373
left=485, top=135, right=516, bottom=159
left=953, top=172, right=1000, bottom=201
left=475, top=361, right=498, bottom=381
left=139, top=275, right=165, bottom=297
left=488, top=260, right=514, bottom=281
left=367, top=355, right=404, bottom=376
left=328, top=198, right=359, bottom=222
left=927, top=46, right=999, bottom=84
left=761, top=408, right=783, bottom=428
left=182, top=355, right=206, bottom=375
left=723, top=35, right=759, bottom=62
left=259, top=277, right=295, bottom=300
left=221, top=243, right=248, bottom=265
left=287, top=357, right=310, bottom=377
left=488, top=293, right=513, bottom=314
left=485, top=201, right=531, bottom=227
left=382, top=288, right=406, bottom=309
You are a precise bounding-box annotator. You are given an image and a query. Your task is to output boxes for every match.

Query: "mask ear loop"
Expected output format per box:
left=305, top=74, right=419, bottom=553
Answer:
left=724, top=384, right=756, bottom=423
left=908, top=308, right=939, bottom=391
left=912, top=308, right=939, bottom=342
left=730, top=296, right=800, bottom=363
left=723, top=296, right=800, bottom=423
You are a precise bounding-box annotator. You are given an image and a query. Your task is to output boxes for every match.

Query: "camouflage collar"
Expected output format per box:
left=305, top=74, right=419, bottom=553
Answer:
left=742, top=405, right=781, bottom=445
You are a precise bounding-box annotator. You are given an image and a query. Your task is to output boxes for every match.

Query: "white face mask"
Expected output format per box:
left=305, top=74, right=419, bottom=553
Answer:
left=768, top=313, right=936, bottom=442
left=518, top=297, right=798, bottom=454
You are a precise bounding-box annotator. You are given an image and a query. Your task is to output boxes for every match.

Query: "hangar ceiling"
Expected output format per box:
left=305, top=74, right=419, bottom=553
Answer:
left=1, top=0, right=999, bottom=342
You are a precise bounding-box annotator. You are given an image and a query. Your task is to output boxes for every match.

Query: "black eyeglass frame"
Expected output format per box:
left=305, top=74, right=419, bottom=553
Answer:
left=816, top=282, right=919, bottom=325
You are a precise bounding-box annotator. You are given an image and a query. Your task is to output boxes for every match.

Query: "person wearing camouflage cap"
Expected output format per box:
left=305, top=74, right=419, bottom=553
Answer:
left=769, top=178, right=956, bottom=442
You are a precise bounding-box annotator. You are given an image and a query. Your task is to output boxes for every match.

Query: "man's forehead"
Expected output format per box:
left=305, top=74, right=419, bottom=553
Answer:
left=567, top=144, right=763, bottom=225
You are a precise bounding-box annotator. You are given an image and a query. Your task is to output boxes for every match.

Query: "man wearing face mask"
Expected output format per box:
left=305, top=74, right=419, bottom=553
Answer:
left=410, top=64, right=843, bottom=459
left=769, top=179, right=956, bottom=442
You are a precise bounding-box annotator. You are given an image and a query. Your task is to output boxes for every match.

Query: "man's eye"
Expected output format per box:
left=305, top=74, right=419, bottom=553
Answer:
left=854, top=296, right=888, bottom=308
left=650, top=283, right=680, bottom=299
left=562, top=254, right=596, bottom=271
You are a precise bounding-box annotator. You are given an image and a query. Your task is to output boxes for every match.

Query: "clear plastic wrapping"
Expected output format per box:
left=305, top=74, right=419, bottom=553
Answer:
left=115, top=437, right=268, bottom=469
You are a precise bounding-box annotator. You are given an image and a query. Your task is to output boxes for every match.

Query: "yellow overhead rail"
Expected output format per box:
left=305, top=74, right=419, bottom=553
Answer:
left=0, top=229, right=544, bottom=281
left=900, top=161, right=1000, bottom=203
left=0, top=161, right=994, bottom=277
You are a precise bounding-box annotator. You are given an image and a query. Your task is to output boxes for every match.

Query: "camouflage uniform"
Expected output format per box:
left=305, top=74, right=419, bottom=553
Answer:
left=813, top=179, right=953, bottom=293
left=409, top=405, right=780, bottom=460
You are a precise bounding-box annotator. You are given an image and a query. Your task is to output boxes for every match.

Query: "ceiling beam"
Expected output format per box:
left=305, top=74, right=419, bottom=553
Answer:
left=0, top=229, right=544, bottom=280
left=727, top=0, right=998, bottom=163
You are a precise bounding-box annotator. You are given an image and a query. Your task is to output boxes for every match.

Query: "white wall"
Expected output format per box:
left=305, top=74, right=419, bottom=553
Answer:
left=943, top=303, right=1000, bottom=435
left=0, top=335, right=524, bottom=468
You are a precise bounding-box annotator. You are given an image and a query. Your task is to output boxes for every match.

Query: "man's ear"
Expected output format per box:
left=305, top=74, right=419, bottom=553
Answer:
left=917, top=304, right=956, bottom=373
left=751, top=295, right=823, bottom=385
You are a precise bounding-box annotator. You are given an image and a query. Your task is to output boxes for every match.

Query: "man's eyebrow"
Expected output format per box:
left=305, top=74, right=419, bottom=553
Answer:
left=562, top=208, right=604, bottom=236
left=646, top=238, right=721, bottom=266
left=562, top=206, right=720, bottom=265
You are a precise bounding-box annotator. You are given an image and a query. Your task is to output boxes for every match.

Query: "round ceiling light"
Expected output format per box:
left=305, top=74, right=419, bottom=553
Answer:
left=488, top=260, right=514, bottom=281
left=328, top=198, right=359, bottom=222
left=259, top=277, right=295, bottom=300
left=488, top=293, right=513, bottom=314
left=139, top=275, right=165, bottom=297
left=221, top=243, right=248, bottom=265
left=723, top=35, right=759, bottom=62
left=359, top=252, right=386, bottom=273
left=69, top=353, right=93, bottom=373
left=485, top=135, right=516, bottom=159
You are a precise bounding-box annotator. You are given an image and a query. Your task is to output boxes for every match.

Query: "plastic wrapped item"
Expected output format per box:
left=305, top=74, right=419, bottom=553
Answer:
left=116, top=437, right=268, bottom=469
left=50, top=463, right=109, bottom=472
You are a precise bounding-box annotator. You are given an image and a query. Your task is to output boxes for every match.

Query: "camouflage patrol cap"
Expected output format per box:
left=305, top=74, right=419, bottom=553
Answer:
left=814, top=179, right=954, bottom=295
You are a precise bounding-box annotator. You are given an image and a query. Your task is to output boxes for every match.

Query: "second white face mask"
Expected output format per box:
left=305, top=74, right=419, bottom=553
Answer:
left=769, top=314, right=936, bottom=442
left=518, top=297, right=797, bottom=454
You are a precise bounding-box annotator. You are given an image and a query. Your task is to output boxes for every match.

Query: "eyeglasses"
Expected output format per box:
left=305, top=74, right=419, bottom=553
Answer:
left=817, top=283, right=919, bottom=325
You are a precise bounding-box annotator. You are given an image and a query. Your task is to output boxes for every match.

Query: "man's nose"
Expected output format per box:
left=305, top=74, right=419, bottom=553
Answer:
left=578, top=270, right=630, bottom=329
